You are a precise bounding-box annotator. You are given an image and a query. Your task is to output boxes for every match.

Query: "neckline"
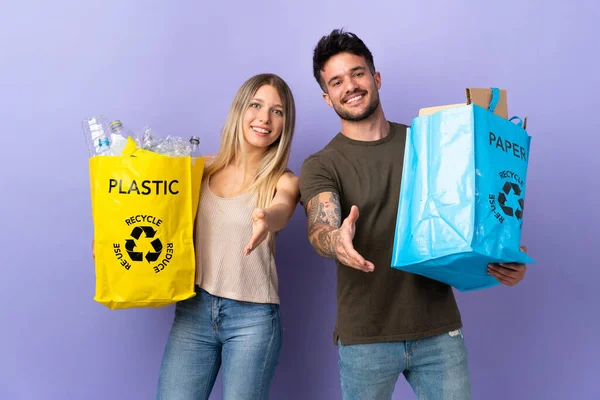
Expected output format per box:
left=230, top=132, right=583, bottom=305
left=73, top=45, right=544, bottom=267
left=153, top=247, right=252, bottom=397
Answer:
left=206, top=175, right=252, bottom=200
left=337, top=121, right=396, bottom=147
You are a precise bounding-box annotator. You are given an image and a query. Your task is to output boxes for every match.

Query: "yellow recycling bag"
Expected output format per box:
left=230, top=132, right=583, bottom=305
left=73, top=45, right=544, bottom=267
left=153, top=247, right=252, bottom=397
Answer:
left=89, top=138, right=204, bottom=309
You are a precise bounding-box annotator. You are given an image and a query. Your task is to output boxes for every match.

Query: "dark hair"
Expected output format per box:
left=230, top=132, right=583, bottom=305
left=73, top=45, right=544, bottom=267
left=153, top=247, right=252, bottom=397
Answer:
left=312, top=28, right=376, bottom=92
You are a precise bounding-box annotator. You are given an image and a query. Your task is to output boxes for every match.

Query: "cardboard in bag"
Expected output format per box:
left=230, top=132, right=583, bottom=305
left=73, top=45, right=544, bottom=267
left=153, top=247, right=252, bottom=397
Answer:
left=418, top=88, right=527, bottom=129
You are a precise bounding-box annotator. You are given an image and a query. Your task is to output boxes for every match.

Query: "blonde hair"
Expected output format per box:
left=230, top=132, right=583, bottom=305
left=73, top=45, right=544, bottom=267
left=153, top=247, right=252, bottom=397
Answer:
left=205, top=73, right=296, bottom=211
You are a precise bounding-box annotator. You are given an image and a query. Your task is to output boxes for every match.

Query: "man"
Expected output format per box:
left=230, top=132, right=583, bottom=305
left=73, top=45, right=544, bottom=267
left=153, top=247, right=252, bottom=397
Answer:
left=298, top=29, right=528, bottom=399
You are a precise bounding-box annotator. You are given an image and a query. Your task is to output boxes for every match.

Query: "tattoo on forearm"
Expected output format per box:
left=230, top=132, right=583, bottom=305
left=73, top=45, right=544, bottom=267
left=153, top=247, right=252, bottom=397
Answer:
left=308, top=192, right=341, bottom=226
left=317, top=229, right=332, bottom=252
left=309, top=224, right=338, bottom=259
left=329, top=193, right=341, bottom=226
left=307, top=198, right=321, bottom=226
left=307, top=193, right=342, bottom=259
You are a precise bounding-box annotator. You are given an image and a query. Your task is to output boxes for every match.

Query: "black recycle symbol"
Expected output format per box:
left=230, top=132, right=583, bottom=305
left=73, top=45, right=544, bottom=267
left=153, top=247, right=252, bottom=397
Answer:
left=125, top=226, right=163, bottom=262
left=498, top=182, right=524, bottom=220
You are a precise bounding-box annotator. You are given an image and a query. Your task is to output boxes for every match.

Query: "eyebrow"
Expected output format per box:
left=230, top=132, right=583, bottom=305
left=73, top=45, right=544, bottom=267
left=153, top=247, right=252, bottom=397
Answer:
left=327, top=66, right=366, bottom=86
left=252, top=97, right=283, bottom=108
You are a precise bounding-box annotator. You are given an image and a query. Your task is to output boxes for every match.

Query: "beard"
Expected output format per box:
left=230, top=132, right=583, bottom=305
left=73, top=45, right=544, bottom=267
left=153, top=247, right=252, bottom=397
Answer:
left=332, top=91, right=380, bottom=122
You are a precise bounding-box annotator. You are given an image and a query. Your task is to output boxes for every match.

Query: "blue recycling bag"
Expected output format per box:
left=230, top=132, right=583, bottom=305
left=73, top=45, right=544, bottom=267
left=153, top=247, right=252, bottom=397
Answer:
left=392, top=88, right=534, bottom=291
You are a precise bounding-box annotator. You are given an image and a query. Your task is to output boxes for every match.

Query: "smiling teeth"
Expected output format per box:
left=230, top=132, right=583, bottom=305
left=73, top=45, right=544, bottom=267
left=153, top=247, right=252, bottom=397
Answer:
left=253, top=127, right=270, bottom=134
left=347, top=95, right=362, bottom=103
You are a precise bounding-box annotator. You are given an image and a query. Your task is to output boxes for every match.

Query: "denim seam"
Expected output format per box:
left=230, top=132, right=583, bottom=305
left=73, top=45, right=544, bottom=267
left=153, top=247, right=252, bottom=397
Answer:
left=257, top=310, right=277, bottom=399
left=211, top=296, right=224, bottom=343
left=201, top=353, right=221, bottom=400
left=412, top=373, right=425, bottom=400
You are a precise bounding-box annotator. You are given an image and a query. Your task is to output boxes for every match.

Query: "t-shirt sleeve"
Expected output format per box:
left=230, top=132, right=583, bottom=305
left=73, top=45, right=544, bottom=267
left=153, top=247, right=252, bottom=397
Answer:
left=299, top=153, right=339, bottom=214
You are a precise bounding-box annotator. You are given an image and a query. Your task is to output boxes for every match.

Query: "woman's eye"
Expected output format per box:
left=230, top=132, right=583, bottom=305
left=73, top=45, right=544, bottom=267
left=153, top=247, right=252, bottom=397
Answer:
left=250, top=103, right=260, bottom=109
left=273, top=109, right=283, bottom=116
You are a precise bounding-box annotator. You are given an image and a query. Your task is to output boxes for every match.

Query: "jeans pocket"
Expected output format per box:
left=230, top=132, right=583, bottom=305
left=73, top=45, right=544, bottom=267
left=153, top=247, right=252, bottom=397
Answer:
left=231, top=300, right=276, bottom=322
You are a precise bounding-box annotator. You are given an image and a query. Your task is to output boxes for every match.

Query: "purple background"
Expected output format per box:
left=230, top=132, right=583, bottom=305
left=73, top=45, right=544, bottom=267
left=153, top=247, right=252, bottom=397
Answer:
left=1, top=1, right=598, bottom=399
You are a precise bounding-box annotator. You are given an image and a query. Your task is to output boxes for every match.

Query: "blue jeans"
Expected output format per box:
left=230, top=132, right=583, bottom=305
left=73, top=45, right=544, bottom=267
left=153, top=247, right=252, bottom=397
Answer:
left=156, top=287, right=283, bottom=400
left=338, top=330, right=471, bottom=400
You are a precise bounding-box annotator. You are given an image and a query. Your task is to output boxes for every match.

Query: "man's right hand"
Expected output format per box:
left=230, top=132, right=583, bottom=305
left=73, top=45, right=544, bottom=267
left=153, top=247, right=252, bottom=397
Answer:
left=306, top=192, right=374, bottom=272
left=333, top=206, right=374, bottom=272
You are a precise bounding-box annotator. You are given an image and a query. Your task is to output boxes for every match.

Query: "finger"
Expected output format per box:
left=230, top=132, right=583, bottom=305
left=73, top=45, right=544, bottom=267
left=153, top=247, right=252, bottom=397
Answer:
left=342, top=256, right=374, bottom=272
left=341, top=247, right=374, bottom=272
left=244, top=245, right=256, bottom=256
left=337, top=244, right=363, bottom=267
left=488, top=265, right=518, bottom=280
left=489, top=262, right=522, bottom=271
left=350, top=264, right=375, bottom=273
left=488, top=267, right=516, bottom=283
left=500, top=263, right=527, bottom=274
left=246, top=229, right=270, bottom=256
left=244, top=236, right=259, bottom=256
left=520, top=245, right=528, bottom=253
left=254, top=209, right=266, bottom=220
left=492, top=273, right=514, bottom=286
left=251, top=210, right=265, bottom=223
left=347, top=249, right=372, bottom=271
left=340, top=239, right=367, bottom=266
left=498, top=263, right=525, bottom=271
left=345, top=205, right=359, bottom=225
left=337, top=229, right=362, bottom=257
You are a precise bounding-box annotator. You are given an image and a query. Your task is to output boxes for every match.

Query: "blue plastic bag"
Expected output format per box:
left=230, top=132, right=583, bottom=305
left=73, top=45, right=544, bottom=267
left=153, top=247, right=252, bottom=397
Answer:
left=392, top=88, right=534, bottom=291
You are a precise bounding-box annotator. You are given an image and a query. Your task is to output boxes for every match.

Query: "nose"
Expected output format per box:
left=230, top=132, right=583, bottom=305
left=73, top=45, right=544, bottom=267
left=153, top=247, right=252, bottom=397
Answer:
left=258, top=107, right=271, bottom=123
left=344, top=77, right=359, bottom=94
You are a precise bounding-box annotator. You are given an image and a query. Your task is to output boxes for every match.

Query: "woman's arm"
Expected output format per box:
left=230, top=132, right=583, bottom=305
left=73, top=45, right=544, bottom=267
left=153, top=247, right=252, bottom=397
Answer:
left=263, top=172, right=300, bottom=232
left=243, top=172, right=299, bottom=255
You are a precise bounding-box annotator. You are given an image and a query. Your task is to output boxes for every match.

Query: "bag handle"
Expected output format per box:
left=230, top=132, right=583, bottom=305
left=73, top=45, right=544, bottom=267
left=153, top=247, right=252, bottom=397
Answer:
left=509, top=116, right=523, bottom=127
left=487, top=88, right=527, bottom=129
left=488, top=87, right=500, bottom=113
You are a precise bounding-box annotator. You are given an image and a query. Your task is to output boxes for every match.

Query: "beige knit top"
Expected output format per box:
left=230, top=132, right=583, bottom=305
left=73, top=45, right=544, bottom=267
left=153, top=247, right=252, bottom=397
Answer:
left=194, top=178, right=279, bottom=304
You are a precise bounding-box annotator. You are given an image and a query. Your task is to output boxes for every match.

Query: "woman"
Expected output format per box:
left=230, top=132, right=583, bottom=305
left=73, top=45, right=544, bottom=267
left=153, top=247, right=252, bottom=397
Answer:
left=156, top=73, right=298, bottom=400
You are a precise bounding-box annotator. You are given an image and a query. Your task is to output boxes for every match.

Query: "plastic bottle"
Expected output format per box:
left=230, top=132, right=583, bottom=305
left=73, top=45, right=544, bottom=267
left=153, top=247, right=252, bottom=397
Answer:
left=109, top=120, right=134, bottom=138
left=189, top=136, right=200, bottom=157
left=97, top=137, right=112, bottom=155
left=82, top=115, right=112, bottom=157
left=109, top=120, right=133, bottom=155
left=189, top=136, right=201, bottom=165
left=141, top=127, right=156, bottom=150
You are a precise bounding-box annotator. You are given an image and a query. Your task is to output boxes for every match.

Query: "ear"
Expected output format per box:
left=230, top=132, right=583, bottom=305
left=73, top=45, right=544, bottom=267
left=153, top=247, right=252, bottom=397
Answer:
left=374, top=71, right=382, bottom=90
left=322, top=92, right=333, bottom=108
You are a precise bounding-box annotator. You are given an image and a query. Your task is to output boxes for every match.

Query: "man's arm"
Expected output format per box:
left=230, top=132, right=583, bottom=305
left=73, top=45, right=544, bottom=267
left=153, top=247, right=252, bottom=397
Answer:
left=306, top=192, right=374, bottom=272
left=307, top=192, right=342, bottom=258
